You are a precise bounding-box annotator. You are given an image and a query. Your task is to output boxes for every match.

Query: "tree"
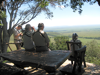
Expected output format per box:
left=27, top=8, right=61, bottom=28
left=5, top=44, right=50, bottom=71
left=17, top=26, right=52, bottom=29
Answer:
left=0, top=1, right=6, bottom=55
left=49, top=36, right=69, bottom=50
left=85, top=40, right=100, bottom=65
left=0, top=0, right=57, bottom=54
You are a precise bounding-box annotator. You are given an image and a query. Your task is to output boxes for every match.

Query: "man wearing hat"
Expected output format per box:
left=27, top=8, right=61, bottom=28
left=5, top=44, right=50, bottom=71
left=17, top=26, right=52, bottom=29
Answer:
left=32, top=23, right=50, bottom=52
left=13, top=25, right=23, bottom=50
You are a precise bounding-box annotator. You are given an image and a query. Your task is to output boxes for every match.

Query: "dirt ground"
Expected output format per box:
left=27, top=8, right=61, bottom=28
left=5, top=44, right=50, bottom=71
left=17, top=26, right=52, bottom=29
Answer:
left=6, top=60, right=100, bottom=75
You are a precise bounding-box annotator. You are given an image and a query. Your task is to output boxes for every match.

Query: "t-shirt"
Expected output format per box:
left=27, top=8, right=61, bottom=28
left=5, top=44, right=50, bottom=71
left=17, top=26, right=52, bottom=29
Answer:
left=23, top=31, right=35, bottom=49
left=13, top=28, right=22, bottom=40
left=32, top=30, right=50, bottom=46
left=13, top=28, right=22, bottom=43
left=70, top=39, right=81, bottom=56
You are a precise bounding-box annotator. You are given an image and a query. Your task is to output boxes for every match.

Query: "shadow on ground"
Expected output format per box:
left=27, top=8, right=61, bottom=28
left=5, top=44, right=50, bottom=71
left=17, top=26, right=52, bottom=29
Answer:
left=2, top=60, right=100, bottom=75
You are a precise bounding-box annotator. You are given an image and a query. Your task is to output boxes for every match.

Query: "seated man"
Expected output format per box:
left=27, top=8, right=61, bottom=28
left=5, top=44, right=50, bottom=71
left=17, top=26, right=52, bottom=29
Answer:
left=70, top=33, right=82, bottom=56
left=23, top=24, right=36, bottom=51
left=32, top=23, right=50, bottom=52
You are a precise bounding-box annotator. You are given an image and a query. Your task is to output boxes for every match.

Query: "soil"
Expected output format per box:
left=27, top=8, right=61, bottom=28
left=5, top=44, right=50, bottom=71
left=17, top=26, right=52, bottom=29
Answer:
left=5, top=60, right=100, bottom=75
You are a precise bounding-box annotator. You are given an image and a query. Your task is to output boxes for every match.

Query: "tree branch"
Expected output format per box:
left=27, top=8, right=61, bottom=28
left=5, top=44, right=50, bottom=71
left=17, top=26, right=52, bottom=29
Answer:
left=12, top=9, right=18, bottom=21
left=9, top=2, right=15, bottom=32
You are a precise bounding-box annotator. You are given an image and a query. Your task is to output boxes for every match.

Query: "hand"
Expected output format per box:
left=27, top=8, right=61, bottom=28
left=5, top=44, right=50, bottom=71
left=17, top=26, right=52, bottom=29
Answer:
left=32, top=26, right=35, bottom=29
left=20, top=33, right=23, bottom=36
left=32, top=26, right=36, bottom=32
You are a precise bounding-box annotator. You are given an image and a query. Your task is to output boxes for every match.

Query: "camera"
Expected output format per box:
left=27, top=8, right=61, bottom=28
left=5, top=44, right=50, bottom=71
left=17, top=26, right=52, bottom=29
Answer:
left=19, top=34, right=22, bottom=37
left=31, top=27, right=33, bottom=30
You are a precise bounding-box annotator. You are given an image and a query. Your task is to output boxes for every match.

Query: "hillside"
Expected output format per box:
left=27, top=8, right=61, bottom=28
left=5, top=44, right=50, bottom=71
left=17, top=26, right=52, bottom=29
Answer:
left=45, top=25, right=100, bottom=45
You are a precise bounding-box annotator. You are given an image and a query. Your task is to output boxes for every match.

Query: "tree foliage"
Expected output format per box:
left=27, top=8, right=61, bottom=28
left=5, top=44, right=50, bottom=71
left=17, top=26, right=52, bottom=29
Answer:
left=85, top=40, right=100, bottom=65
left=49, top=36, right=69, bottom=50
left=49, top=37, right=100, bottom=65
left=53, top=0, right=100, bottom=14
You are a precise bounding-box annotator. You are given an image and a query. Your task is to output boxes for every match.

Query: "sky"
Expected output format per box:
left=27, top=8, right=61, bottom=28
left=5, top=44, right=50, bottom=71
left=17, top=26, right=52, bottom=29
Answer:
left=6, top=1, right=100, bottom=28
left=28, top=2, right=100, bottom=28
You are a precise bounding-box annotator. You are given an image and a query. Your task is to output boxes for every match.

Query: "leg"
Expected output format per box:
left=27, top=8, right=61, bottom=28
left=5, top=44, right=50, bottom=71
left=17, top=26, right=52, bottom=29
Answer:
left=78, top=58, right=82, bottom=72
left=15, top=43, right=21, bottom=50
left=72, top=61, right=77, bottom=73
left=83, top=58, right=86, bottom=67
left=71, top=60, right=73, bottom=64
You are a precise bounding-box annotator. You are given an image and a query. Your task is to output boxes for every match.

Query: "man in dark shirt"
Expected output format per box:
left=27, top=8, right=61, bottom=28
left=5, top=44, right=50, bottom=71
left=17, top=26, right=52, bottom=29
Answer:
left=32, top=23, right=50, bottom=52
left=23, top=24, right=36, bottom=51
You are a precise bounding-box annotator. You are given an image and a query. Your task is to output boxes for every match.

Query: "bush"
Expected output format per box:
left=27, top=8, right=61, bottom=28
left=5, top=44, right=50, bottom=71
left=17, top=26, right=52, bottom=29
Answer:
left=49, top=36, right=69, bottom=50
left=49, top=37, right=100, bottom=65
left=85, top=40, right=100, bottom=65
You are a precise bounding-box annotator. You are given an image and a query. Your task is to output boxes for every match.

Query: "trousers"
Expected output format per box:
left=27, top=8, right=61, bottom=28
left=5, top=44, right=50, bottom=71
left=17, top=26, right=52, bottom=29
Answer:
left=36, top=46, right=49, bottom=52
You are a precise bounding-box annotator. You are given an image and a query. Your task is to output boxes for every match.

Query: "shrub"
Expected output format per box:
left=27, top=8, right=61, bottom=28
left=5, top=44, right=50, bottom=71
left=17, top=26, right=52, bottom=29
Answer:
left=85, top=40, right=100, bottom=65
left=49, top=36, right=69, bottom=50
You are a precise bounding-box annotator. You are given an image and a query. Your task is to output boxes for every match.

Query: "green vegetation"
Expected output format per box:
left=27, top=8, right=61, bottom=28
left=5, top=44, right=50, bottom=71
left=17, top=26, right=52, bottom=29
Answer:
left=46, top=25, right=100, bottom=44
left=49, top=36, right=100, bottom=66
left=49, top=36, right=69, bottom=50
left=85, top=40, right=100, bottom=65
left=47, top=25, right=100, bottom=66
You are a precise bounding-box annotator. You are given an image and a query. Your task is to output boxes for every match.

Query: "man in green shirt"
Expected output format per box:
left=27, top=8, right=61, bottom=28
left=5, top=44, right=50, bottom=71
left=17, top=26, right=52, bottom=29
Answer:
left=23, top=24, right=36, bottom=51
left=32, top=23, right=50, bottom=52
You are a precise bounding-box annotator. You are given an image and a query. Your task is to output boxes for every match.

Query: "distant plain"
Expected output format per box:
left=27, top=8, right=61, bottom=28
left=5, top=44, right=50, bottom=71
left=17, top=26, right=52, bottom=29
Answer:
left=45, top=25, right=100, bottom=45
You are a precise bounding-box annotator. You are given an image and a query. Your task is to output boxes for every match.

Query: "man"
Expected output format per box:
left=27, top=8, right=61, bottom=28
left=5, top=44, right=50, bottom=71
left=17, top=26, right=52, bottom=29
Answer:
left=13, top=25, right=22, bottom=50
left=70, top=33, right=82, bottom=56
left=23, top=24, right=36, bottom=51
left=32, top=23, right=50, bottom=52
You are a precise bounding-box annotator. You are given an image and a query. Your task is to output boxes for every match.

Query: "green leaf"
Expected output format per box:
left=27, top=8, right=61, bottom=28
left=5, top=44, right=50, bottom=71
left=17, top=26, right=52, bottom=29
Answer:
left=0, top=11, right=6, bottom=18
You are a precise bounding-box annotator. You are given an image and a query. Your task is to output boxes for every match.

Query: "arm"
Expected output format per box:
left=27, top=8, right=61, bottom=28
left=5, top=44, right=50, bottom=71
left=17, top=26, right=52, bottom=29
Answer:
left=13, top=29, right=22, bottom=38
left=44, top=32, right=50, bottom=47
left=32, top=26, right=36, bottom=32
left=15, top=33, right=22, bottom=38
left=47, top=42, right=49, bottom=48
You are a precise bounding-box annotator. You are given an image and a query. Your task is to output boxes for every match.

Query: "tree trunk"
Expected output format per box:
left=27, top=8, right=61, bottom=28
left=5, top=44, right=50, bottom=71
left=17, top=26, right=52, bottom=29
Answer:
left=0, top=26, right=2, bottom=61
left=2, top=18, right=10, bottom=53
left=0, top=26, right=2, bottom=62
left=0, top=26, right=3, bottom=53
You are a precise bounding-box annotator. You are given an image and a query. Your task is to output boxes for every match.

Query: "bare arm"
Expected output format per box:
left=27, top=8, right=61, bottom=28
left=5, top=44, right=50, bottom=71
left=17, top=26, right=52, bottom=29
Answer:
left=15, top=33, right=22, bottom=38
left=32, top=26, right=36, bottom=32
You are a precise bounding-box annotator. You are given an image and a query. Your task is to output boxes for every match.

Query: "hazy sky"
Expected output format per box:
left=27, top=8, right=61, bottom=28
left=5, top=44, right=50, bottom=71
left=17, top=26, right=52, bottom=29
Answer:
left=28, top=2, right=100, bottom=27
